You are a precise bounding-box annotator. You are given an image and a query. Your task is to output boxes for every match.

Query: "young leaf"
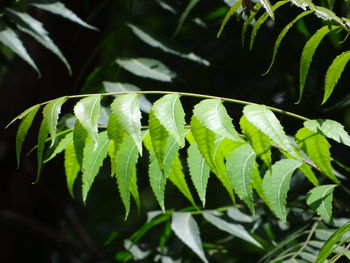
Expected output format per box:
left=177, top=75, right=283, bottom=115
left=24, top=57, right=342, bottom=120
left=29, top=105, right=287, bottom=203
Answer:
left=64, top=143, right=80, bottom=197
left=226, top=144, right=256, bottom=213
left=241, top=3, right=262, bottom=47
left=103, top=82, right=152, bottom=113
left=115, top=135, right=140, bottom=219
left=30, top=2, right=97, bottom=30
left=116, top=58, right=176, bottom=82
left=298, top=25, right=337, bottom=103
left=171, top=212, right=208, bottom=263
left=110, top=94, right=142, bottom=155
left=82, top=131, right=110, bottom=202
left=243, top=104, right=297, bottom=158
left=168, top=157, right=196, bottom=207
left=304, top=119, right=350, bottom=147
left=203, top=211, right=262, bottom=247
left=264, top=11, right=313, bottom=75
left=5, top=9, right=71, bottom=74
left=152, top=94, right=186, bottom=147
left=148, top=152, right=167, bottom=211
left=323, top=51, right=350, bottom=104
left=74, top=95, right=101, bottom=148
left=107, top=112, right=125, bottom=153
left=249, top=0, right=288, bottom=50
left=193, top=99, right=242, bottom=142
left=127, top=24, right=210, bottom=66
left=73, top=120, right=87, bottom=167
left=45, top=131, right=73, bottom=162
left=295, top=128, right=338, bottom=183
left=240, top=115, right=272, bottom=167
left=217, top=0, right=242, bottom=38
left=316, top=221, right=350, bottom=263
left=307, top=184, right=337, bottom=224
left=15, top=104, right=40, bottom=168
left=187, top=142, right=210, bottom=206
left=43, top=97, right=67, bottom=146
left=259, top=0, right=275, bottom=20
left=149, top=110, right=169, bottom=170
left=262, top=159, right=302, bottom=222
left=0, top=23, right=39, bottom=74
left=37, top=119, right=49, bottom=182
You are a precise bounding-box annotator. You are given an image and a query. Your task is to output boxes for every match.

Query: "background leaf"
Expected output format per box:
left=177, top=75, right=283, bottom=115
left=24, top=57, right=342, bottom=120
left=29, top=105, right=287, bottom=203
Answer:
left=217, top=0, right=242, bottom=38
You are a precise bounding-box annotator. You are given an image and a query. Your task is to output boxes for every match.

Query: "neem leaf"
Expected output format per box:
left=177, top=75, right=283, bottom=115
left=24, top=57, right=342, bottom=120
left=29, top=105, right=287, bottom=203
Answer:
left=295, top=128, right=338, bottom=183
left=187, top=142, right=210, bottom=206
left=323, top=51, right=350, bottom=104
left=264, top=11, right=313, bottom=75
left=74, top=95, right=101, bottom=148
left=30, top=2, right=97, bottom=30
left=193, top=99, right=242, bottom=142
left=115, top=135, right=140, bottom=219
left=64, top=143, right=80, bottom=197
left=226, top=144, right=256, bottom=213
left=43, top=97, right=67, bottom=146
left=82, top=131, right=110, bottom=202
left=298, top=25, right=337, bottom=103
left=152, top=94, right=186, bottom=147
left=174, top=0, right=200, bottom=36
left=73, top=120, right=87, bottom=167
left=307, top=184, right=337, bottom=224
left=241, top=3, right=262, bottom=47
left=14, top=104, right=40, bottom=168
left=259, top=0, right=275, bottom=21
left=217, top=0, right=242, bottom=38
left=36, top=119, right=49, bottom=182
left=45, top=131, right=73, bottom=162
left=304, top=119, right=350, bottom=147
left=203, top=211, right=262, bottom=247
left=110, top=94, right=142, bottom=155
left=262, top=159, right=302, bottom=222
left=243, top=104, right=298, bottom=158
left=171, top=212, right=208, bottom=263
left=116, top=58, right=176, bottom=82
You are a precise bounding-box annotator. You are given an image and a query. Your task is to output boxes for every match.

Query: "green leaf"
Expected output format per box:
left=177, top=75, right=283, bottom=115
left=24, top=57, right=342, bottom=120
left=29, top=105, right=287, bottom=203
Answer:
left=103, top=82, right=152, bottom=113
left=298, top=25, right=337, bottom=103
left=241, top=3, right=262, bottom=47
left=313, top=6, right=344, bottom=25
left=259, top=0, right=275, bottom=20
left=130, top=169, right=141, bottom=212
left=289, top=0, right=315, bottom=10
left=263, top=11, right=313, bottom=75
left=45, top=131, right=73, bottom=162
left=107, top=112, right=125, bottom=154
left=262, top=159, right=302, bottom=222
left=152, top=94, right=186, bottom=147
left=115, top=135, right=140, bottom=219
left=174, top=0, right=200, bottom=36
left=243, top=104, right=297, bottom=158
left=295, top=128, right=339, bottom=183
left=217, top=0, right=242, bottom=38
left=82, top=131, right=110, bottom=202
left=307, top=184, right=337, bottom=224
left=226, top=144, right=256, bottom=213
left=163, top=136, right=180, bottom=176
left=37, top=119, right=49, bottom=182
left=240, top=115, right=272, bottom=167
left=110, top=94, right=142, bottom=155
left=168, top=156, right=196, bottom=207
left=30, top=2, right=97, bottom=30
left=73, top=120, right=87, bottom=167
left=203, top=211, right=262, bottom=247
left=127, top=24, right=209, bottom=66
left=171, top=212, right=208, bottom=263
left=64, top=143, right=80, bottom=197
left=116, top=58, right=176, bottom=82
left=316, top=221, right=350, bottom=263
left=304, top=119, right=350, bottom=147
left=0, top=23, right=39, bottom=75
left=149, top=110, right=169, bottom=170
left=42, top=97, right=67, bottom=147
left=4, top=9, right=71, bottom=74
left=323, top=51, right=350, bottom=104
left=193, top=99, right=242, bottom=142
left=187, top=142, right=210, bottom=206
left=15, top=104, right=40, bottom=168
left=252, top=163, right=267, bottom=203
left=74, top=95, right=101, bottom=148
left=249, top=0, right=288, bottom=50
left=7, top=104, right=41, bottom=129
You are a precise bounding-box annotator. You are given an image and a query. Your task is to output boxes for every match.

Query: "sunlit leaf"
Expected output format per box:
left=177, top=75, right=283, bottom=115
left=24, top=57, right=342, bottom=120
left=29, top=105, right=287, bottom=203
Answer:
left=45, top=131, right=73, bottom=162
left=259, top=0, right=275, bottom=20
